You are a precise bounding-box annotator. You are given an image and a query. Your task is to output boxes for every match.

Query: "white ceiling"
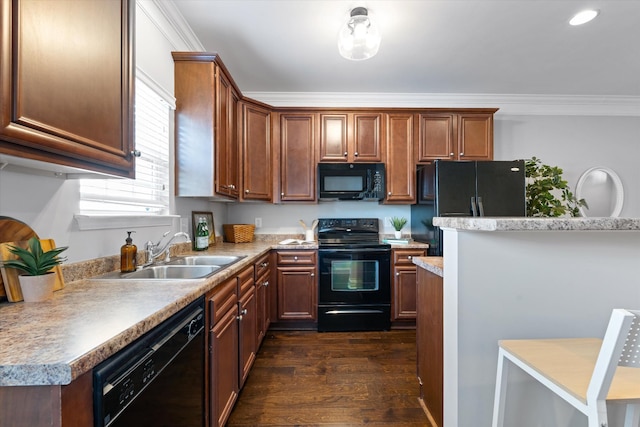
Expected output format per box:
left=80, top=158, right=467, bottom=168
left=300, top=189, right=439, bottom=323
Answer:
left=167, top=0, right=640, bottom=98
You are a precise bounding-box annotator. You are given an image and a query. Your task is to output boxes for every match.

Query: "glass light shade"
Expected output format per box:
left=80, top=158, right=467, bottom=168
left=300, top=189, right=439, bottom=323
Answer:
left=569, top=9, right=599, bottom=26
left=338, top=7, right=381, bottom=61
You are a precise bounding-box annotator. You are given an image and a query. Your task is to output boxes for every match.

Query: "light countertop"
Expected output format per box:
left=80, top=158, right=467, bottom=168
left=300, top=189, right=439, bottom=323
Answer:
left=413, top=256, right=443, bottom=277
left=433, top=217, right=640, bottom=231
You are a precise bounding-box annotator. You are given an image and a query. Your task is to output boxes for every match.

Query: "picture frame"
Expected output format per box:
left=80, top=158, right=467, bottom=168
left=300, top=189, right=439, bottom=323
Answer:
left=191, top=211, right=215, bottom=246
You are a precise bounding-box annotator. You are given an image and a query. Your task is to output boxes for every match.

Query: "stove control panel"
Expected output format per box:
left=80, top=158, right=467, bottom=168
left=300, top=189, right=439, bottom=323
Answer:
left=317, top=218, right=380, bottom=233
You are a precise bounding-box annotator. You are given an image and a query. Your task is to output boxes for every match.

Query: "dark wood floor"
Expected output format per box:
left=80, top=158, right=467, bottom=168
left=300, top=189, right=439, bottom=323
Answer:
left=227, top=330, right=428, bottom=426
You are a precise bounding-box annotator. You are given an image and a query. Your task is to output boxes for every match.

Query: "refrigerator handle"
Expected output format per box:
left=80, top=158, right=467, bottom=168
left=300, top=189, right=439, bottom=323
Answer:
left=470, top=197, right=478, bottom=216
left=477, top=196, right=485, bottom=217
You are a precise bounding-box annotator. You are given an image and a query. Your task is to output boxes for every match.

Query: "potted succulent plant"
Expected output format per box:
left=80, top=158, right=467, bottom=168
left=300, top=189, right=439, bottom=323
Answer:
left=525, top=157, right=587, bottom=217
left=2, top=237, right=67, bottom=302
left=389, top=216, right=408, bottom=239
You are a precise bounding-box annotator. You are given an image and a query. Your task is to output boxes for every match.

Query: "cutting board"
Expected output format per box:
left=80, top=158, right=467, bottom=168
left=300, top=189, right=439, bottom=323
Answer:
left=0, top=217, right=39, bottom=299
left=0, top=239, right=65, bottom=302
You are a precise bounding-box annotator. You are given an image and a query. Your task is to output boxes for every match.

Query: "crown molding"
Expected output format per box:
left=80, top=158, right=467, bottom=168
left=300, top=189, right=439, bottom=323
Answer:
left=243, top=92, right=640, bottom=117
left=137, top=0, right=204, bottom=51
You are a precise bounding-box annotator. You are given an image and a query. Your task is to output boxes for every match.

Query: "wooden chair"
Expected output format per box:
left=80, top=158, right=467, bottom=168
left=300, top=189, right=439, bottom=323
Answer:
left=492, top=309, right=640, bottom=427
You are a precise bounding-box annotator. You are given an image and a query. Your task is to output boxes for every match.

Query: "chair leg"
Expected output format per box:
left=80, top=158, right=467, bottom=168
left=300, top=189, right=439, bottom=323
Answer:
left=492, top=349, right=509, bottom=427
left=624, top=403, right=640, bottom=427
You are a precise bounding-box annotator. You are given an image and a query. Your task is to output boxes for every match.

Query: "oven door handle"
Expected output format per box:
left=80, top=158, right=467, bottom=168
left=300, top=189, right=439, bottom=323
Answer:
left=318, top=248, right=390, bottom=253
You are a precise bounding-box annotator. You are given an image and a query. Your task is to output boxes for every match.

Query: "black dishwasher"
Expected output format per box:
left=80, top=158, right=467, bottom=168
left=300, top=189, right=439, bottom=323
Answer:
left=93, top=297, right=205, bottom=427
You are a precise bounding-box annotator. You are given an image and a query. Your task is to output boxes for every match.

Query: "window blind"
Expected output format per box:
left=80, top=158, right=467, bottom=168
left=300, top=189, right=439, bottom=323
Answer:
left=79, top=79, right=171, bottom=215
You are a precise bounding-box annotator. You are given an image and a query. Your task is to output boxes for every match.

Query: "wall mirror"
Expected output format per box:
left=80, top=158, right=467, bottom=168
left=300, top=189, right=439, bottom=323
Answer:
left=575, top=167, right=624, bottom=217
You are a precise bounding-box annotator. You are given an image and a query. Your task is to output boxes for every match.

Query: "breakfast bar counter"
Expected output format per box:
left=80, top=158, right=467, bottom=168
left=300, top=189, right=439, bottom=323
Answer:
left=414, top=217, right=640, bottom=427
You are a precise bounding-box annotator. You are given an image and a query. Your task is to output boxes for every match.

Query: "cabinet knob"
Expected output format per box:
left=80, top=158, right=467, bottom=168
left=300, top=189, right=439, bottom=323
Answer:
left=396, top=272, right=400, bottom=276
left=407, top=256, right=412, bottom=260
left=387, top=191, right=392, bottom=196
left=229, top=184, right=235, bottom=189
left=245, top=189, right=250, bottom=193
left=281, top=192, right=284, bottom=196
left=343, top=152, right=348, bottom=157
left=237, top=315, right=243, bottom=321
left=261, top=262, right=268, bottom=267
left=460, top=152, right=464, bottom=156
left=264, top=281, right=269, bottom=287
left=130, top=149, right=141, bottom=157
left=310, top=273, right=315, bottom=277
left=449, top=152, right=454, bottom=156
left=354, top=152, right=359, bottom=157
left=242, top=308, right=248, bottom=315
left=294, top=256, right=298, bottom=261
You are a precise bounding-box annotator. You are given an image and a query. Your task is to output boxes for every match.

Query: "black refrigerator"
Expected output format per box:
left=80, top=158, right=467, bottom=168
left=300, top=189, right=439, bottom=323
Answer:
left=410, top=160, right=526, bottom=255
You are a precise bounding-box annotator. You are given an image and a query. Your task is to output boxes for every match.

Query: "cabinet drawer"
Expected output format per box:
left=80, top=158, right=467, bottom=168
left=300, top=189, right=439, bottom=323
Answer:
left=254, top=253, right=271, bottom=279
left=393, top=249, right=426, bottom=265
left=208, top=277, right=238, bottom=326
left=276, top=250, right=317, bottom=265
left=238, top=265, right=255, bottom=298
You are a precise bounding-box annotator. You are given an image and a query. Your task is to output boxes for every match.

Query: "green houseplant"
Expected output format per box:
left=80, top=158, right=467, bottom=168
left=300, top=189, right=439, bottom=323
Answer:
left=2, top=237, right=67, bottom=302
left=525, top=157, right=587, bottom=217
left=389, top=216, right=408, bottom=238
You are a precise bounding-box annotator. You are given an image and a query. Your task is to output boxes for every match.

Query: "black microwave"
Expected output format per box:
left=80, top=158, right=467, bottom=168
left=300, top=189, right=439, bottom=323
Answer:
left=318, top=163, right=385, bottom=201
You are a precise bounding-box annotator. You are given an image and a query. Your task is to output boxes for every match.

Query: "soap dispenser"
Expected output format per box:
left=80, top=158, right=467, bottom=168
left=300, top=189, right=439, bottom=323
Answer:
left=120, top=231, right=137, bottom=273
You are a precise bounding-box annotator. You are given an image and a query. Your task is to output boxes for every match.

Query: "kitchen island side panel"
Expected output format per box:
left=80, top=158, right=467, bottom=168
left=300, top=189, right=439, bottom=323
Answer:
left=441, top=229, right=640, bottom=427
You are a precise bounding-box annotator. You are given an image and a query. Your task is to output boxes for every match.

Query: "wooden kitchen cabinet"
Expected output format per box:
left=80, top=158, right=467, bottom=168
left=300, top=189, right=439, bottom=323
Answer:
left=255, top=253, right=273, bottom=346
left=277, top=112, right=317, bottom=202
left=276, top=250, right=317, bottom=322
left=416, top=110, right=496, bottom=162
left=417, top=267, right=444, bottom=427
left=173, top=52, right=242, bottom=199
left=385, top=113, right=415, bottom=203
left=0, top=0, right=135, bottom=177
left=242, top=100, right=272, bottom=201
left=237, top=266, right=257, bottom=388
left=319, top=112, right=383, bottom=162
left=392, top=248, right=426, bottom=324
left=208, top=276, right=239, bottom=427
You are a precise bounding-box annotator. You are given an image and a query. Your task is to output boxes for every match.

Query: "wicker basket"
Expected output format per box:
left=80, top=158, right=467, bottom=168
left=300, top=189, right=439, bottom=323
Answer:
left=223, top=224, right=255, bottom=243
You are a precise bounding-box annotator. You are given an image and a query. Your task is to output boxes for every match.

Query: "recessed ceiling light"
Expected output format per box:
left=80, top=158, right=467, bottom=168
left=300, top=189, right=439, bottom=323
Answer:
left=569, top=9, right=599, bottom=26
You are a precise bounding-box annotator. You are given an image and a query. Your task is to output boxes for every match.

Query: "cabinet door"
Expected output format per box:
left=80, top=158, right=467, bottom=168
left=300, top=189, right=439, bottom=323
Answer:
left=210, top=305, right=239, bottom=427
left=215, top=71, right=239, bottom=198
left=0, top=0, right=134, bottom=177
left=319, top=113, right=348, bottom=162
left=385, top=113, right=415, bottom=203
left=242, top=102, right=272, bottom=201
left=238, top=284, right=256, bottom=388
left=392, top=266, right=418, bottom=321
left=416, top=113, right=455, bottom=162
left=279, top=113, right=316, bottom=201
left=457, top=113, right=493, bottom=160
left=352, top=113, right=383, bottom=162
left=276, top=266, right=317, bottom=320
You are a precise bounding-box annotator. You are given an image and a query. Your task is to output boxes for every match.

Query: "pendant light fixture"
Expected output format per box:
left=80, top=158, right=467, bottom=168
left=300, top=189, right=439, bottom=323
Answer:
left=338, top=7, right=381, bottom=61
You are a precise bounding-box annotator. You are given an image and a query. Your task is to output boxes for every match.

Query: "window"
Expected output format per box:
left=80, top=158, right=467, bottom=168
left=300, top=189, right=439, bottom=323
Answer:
left=79, top=77, right=172, bottom=216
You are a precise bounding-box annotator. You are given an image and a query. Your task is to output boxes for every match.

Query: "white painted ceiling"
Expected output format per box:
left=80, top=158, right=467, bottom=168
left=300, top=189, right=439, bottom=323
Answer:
left=168, top=0, right=640, bottom=97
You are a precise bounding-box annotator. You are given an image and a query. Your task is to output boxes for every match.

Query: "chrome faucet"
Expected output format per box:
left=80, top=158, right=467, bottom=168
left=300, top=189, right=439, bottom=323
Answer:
left=144, top=231, right=191, bottom=266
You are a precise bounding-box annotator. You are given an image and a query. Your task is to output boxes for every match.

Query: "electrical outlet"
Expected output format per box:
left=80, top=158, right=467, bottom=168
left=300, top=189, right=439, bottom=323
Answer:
left=255, top=217, right=262, bottom=228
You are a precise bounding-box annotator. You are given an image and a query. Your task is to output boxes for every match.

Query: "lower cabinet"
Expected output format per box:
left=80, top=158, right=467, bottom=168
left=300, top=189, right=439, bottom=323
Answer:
left=208, top=276, right=239, bottom=427
left=416, top=267, right=444, bottom=427
left=255, top=252, right=273, bottom=346
left=391, top=248, right=427, bottom=325
left=275, top=250, right=317, bottom=324
left=237, top=266, right=257, bottom=388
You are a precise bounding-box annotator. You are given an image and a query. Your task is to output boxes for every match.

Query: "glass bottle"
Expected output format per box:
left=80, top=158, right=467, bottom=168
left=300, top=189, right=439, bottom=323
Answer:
left=195, top=217, right=209, bottom=251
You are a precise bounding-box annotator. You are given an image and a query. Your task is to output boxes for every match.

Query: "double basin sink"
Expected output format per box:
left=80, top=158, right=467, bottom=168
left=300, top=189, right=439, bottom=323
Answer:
left=92, top=255, right=245, bottom=281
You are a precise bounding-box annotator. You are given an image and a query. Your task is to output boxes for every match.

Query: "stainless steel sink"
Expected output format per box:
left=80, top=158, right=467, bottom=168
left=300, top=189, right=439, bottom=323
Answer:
left=167, top=255, right=245, bottom=266
left=90, top=265, right=221, bottom=281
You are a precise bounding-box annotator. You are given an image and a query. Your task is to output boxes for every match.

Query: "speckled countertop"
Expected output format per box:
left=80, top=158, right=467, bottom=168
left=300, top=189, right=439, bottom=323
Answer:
left=0, top=237, right=427, bottom=387
left=412, top=257, right=443, bottom=277
left=433, top=217, right=640, bottom=231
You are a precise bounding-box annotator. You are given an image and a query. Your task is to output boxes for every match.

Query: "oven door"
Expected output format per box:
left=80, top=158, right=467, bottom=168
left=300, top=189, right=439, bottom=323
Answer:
left=318, top=248, right=391, bottom=305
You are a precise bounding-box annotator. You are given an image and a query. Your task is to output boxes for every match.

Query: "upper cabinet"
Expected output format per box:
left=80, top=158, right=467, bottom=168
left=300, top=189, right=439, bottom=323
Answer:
left=319, top=112, right=383, bottom=163
left=0, top=0, right=135, bottom=177
left=277, top=112, right=317, bottom=202
left=241, top=100, right=272, bottom=202
left=173, top=52, right=242, bottom=199
left=384, top=113, right=415, bottom=204
left=416, top=110, right=497, bottom=162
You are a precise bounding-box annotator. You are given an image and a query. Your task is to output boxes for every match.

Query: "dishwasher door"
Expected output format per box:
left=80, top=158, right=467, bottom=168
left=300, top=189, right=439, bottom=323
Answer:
left=94, top=298, right=205, bottom=427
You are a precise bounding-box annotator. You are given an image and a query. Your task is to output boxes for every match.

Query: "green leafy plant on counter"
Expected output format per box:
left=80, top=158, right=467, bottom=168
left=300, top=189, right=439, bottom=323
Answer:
left=2, top=237, right=68, bottom=276
left=389, top=216, right=408, bottom=231
left=525, top=157, right=587, bottom=217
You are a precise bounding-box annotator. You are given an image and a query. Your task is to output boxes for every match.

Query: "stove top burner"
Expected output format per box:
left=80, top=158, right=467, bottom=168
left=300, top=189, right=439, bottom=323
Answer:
left=317, top=218, right=390, bottom=249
